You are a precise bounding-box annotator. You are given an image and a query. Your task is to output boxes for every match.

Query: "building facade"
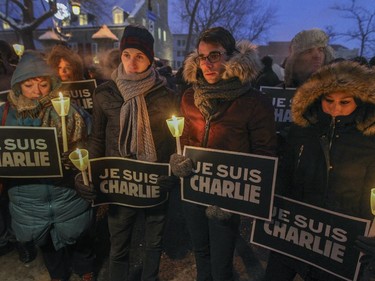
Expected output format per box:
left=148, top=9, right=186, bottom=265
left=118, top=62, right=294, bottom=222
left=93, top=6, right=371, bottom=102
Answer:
left=0, top=0, right=173, bottom=65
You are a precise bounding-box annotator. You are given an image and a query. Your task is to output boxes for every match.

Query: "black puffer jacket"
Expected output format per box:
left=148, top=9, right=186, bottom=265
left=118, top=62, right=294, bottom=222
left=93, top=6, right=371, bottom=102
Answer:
left=279, top=61, right=375, bottom=219
left=89, top=80, right=177, bottom=163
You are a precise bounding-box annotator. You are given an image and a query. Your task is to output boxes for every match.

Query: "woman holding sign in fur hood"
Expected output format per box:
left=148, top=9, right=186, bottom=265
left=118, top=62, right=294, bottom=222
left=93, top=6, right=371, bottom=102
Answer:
left=170, top=27, right=277, bottom=281
left=0, top=50, right=95, bottom=281
left=264, top=61, right=375, bottom=280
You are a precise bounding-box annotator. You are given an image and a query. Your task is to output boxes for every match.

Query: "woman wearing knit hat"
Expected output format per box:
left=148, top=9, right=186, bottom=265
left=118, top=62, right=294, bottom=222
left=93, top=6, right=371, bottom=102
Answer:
left=74, top=24, right=178, bottom=281
left=264, top=61, right=375, bottom=280
left=0, top=50, right=95, bottom=281
left=283, top=28, right=335, bottom=88
left=169, top=26, right=277, bottom=281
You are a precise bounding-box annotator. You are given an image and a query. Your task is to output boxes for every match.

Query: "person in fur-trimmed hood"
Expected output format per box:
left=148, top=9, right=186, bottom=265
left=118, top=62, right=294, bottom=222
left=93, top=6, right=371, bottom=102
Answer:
left=169, top=27, right=277, bottom=281
left=264, top=61, right=375, bottom=280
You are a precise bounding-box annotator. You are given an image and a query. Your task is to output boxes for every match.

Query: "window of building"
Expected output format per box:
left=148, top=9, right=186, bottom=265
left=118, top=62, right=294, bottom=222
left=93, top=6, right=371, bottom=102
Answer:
left=156, top=3, right=160, bottom=16
left=91, top=43, right=98, bottom=56
left=163, top=30, right=167, bottom=42
left=142, top=18, right=147, bottom=27
left=2, top=21, right=10, bottom=30
left=70, top=42, right=78, bottom=52
left=158, top=28, right=161, bottom=40
left=79, top=14, right=88, bottom=26
left=113, top=9, right=124, bottom=24
left=62, top=19, right=70, bottom=27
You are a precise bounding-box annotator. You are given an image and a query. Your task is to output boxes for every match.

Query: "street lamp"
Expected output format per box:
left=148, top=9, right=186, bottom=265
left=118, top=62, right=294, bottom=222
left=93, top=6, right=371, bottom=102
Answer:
left=13, top=44, right=24, bottom=58
left=71, top=1, right=81, bottom=15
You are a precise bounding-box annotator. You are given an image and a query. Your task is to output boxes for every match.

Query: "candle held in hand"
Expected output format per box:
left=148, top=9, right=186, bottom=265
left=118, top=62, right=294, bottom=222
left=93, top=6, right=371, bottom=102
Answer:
left=166, top=115, right=185, bottom=154
left=69, top=148, right=89, bottom=185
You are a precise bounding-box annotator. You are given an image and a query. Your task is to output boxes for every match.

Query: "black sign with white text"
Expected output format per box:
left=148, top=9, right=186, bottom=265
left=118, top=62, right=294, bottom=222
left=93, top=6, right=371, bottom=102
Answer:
left=90, top=157, right=170, bottom=208
left=59, top=79, right=97, bottom=114
left=260, top=86, right=296, bottom=133
left=251, top=195, right=369, bottom=281
left=182, top=146, right=278, bottom=220
left=0, top=127, right=62, bottom=178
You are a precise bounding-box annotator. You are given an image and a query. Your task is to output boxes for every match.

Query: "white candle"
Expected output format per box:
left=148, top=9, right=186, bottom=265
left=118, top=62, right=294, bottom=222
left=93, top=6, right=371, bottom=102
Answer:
left=172, top=115, right=180, bottom=136
left=369, top=188, right=375, bottom=237
left=166, top=115, right=184, bottom=155
left=59, top=92, right=65, bottom=116
left=77, top=148, right=84, bottom=169
left=76, top=148, right=89, bottom=185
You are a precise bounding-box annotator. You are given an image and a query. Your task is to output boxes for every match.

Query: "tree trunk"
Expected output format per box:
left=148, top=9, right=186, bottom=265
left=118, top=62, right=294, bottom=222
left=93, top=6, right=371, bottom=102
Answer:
left=185, top=0, right=200, bottom=54
left=20, top=29, right=36, bottom=50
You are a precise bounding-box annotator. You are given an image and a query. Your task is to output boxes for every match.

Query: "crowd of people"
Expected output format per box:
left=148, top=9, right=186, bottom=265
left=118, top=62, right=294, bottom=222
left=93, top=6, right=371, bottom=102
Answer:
left=1, top=23, right=375, bottom=281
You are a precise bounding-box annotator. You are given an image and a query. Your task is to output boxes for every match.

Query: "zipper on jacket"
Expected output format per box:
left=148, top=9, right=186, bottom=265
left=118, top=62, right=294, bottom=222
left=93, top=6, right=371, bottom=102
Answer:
left=296, top=144, right=304, bottom=169
left=321, top=116, right=336, bottom=206
left=328, top=116, right=336, bottom=151
left=201, top=118, right=211, bottom=148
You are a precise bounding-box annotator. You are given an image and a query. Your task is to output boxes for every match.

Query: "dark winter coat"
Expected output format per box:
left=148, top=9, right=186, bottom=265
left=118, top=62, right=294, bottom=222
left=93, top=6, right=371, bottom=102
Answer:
left=181, top=41, right=277, bottom=156
left=279, top=61, right=375, bottom=219
left=254, top=66, right=281, bottom=89
left=88, top=79, right=177, bottom=163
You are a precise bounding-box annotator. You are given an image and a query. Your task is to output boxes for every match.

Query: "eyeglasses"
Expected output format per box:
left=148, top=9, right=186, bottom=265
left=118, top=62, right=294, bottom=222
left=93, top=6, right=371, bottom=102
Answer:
left=196, top=51, right=226, bottom=64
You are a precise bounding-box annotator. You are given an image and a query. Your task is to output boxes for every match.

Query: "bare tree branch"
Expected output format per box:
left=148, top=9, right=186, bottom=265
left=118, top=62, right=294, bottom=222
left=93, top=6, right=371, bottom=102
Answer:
left=179, top=0, right=277, bottom=52
left=0, top=0, right=107, bottom=49
left=331, top=0, right=375, bottom=56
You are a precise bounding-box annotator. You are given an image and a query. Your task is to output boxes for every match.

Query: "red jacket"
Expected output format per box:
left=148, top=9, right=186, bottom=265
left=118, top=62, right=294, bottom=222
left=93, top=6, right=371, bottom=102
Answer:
left=180, top=87, right=277, bottom=156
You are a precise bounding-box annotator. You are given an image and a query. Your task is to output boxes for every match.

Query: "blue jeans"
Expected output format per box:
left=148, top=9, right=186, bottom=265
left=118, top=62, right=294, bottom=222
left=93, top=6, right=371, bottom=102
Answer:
left=108, top=204, right=167, bottom=281
left=182, top=202, right=240, bottom=281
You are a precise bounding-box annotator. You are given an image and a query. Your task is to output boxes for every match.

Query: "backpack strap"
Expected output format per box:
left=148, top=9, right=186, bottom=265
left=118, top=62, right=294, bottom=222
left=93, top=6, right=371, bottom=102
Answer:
left=2, top=101, right=9, bottom=126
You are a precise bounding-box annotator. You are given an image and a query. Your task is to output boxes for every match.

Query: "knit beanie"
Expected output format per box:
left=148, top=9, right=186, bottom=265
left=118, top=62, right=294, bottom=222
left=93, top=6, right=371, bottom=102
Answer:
left=119, top=25, right=154, bottom=63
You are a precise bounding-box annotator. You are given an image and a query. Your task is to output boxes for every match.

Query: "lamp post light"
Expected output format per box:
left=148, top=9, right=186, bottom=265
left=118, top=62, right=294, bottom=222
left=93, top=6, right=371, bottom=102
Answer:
left=12, top=44, right=24, bottom=58
left=71, top=1, right=81, bottom=15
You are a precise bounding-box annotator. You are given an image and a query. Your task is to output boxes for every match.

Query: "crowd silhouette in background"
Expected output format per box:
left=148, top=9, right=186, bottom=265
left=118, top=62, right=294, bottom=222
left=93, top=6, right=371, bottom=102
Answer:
left=1, top=24, right=375, bottom=281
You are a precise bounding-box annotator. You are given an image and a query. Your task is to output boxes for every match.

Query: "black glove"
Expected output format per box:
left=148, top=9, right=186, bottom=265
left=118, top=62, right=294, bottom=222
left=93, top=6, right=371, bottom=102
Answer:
left=156, top=175, right=180, bottom=192
left=61, top=150, right=78, bottom=171
left=169, top=153, right=193, bottom=177
left=74, top=173, right=96, bottom=201
left=355, top=235, right=375, bottom=272
left=355, top=235, right=375, bottom=256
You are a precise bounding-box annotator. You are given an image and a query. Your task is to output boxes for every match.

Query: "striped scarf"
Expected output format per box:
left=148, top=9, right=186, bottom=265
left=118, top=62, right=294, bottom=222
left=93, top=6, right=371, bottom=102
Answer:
left=113, top=64, right=165, bottom=162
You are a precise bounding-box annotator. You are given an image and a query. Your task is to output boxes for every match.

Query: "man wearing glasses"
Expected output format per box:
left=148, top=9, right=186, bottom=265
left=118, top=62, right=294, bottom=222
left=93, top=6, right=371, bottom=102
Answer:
left=170, top=27, right=277, bottom=281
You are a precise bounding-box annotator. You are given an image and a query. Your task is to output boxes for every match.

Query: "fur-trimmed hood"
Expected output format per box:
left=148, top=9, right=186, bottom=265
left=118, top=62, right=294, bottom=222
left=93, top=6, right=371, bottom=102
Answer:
left=183, top=40, right=261, bottom=84
left=292, top=61, right=375, bottom=136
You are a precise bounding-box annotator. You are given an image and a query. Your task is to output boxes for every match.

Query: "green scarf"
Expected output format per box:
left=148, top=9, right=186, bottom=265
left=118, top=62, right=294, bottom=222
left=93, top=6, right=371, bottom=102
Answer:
left=193, top=76, right=252, bottom=119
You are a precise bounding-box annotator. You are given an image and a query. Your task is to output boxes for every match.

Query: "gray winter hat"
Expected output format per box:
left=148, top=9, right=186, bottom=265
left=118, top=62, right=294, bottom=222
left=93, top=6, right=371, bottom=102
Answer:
left=290, top=28, right=331, bottom=55
left=284, top=28, right=335, bottom=86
